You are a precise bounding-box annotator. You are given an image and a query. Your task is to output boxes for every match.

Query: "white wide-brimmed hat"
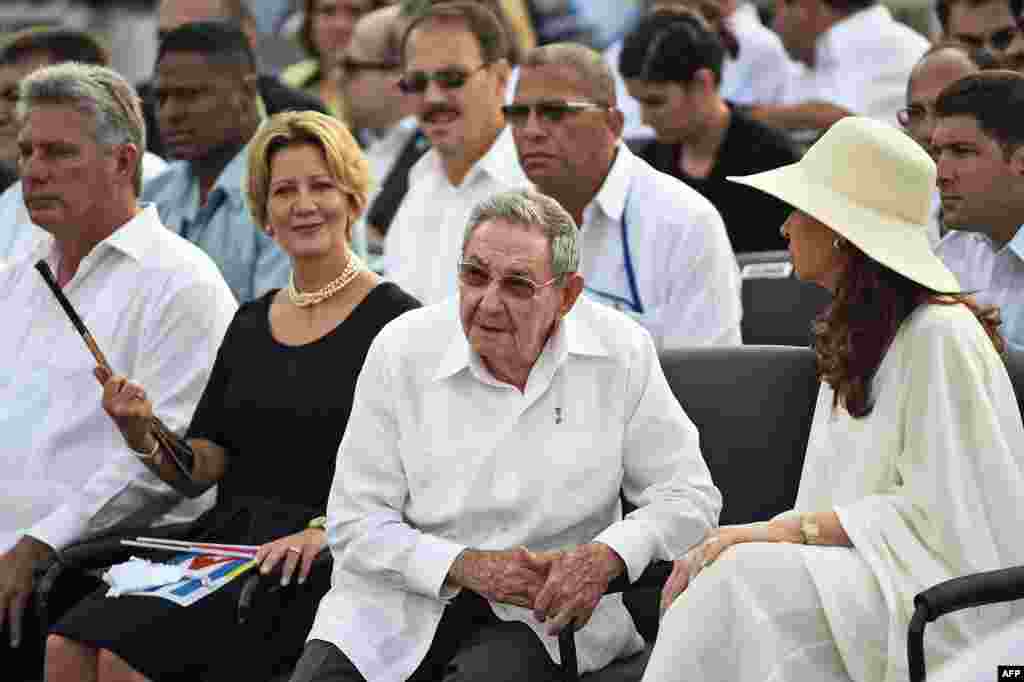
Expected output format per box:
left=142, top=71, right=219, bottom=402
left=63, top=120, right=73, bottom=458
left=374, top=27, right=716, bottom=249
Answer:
left=728, top=116, right=962, bottom=293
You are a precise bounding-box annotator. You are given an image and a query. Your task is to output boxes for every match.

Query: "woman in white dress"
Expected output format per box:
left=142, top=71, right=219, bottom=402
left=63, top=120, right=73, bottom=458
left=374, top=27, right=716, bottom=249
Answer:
left=642, top=116, right=1024, bottom=682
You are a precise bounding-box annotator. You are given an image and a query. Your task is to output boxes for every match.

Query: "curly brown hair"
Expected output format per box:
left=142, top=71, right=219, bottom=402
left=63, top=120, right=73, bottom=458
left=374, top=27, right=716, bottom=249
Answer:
left=813, top=244, right=1005, bottom=418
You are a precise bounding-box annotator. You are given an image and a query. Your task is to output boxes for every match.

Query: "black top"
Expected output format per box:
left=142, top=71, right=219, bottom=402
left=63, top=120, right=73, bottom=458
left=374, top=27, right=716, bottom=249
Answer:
left=634, top=106, right=798, bottom=253
left=138, top=73, right=329, bottom=158
left=0, top=160, right=16, bottom=193
left=186, top=282, right=420, bottom=543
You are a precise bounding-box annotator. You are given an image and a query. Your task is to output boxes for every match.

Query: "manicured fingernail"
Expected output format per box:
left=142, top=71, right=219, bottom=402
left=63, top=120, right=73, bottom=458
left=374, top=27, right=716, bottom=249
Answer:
left=298, top=577, right=306, bottom=584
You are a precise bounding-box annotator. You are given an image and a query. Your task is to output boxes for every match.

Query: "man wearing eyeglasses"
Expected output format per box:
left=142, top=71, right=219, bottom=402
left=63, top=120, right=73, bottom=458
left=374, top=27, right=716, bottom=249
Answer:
left=508, top=42, right=742, bottom=350
left=295, top=189, right=720, bottom=682
left=381, top=1, right=530, bottom=304
left=342, top=5, right=425, bottom=269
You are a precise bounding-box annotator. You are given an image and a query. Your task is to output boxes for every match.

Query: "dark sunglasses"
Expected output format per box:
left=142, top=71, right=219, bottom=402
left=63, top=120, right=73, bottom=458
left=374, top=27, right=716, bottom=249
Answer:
left=339, top=56, right=400, bottom=74
left=457, top=261, right=559, bottom=300
left=398, top=63, right=488, bottom=94
left=501, top=100, right=611, bottom=127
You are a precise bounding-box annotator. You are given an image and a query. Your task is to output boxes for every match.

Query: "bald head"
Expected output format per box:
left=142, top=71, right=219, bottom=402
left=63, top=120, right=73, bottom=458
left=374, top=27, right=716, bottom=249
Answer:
left=904, top=44, right=981, bottom=155
left=348, top=4, right=403, bottom=64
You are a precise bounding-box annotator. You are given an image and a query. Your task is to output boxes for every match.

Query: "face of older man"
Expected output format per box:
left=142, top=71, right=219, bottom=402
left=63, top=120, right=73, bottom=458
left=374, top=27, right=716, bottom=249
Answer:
left=0, top=52, right=53, bottom=168
left=402, top=18, right=508, bottom=164
left=459, top=218, right=578, bottom=387
left=901, top=49, right=978, bottom=157
left=510, top=63, right=621, bottom=199
left=341, top=13, right=404, bottom=131
left=19, top=104, right=129, bottom=238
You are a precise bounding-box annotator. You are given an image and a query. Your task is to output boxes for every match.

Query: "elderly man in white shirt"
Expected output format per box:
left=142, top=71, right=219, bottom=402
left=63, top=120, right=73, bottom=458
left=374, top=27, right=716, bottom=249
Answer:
left=0, top=63, right=235, bottom=664
left=607, top=0, right=792, bottom=140
left=508, top=42, right=742, bottom=349
left=382, top=1, right=530, bottom=304
left=294, top=189, right=721, bottom=682
left=933, top=71, right=1024, bottom=349
left=749, top=0, right=929, bottom=132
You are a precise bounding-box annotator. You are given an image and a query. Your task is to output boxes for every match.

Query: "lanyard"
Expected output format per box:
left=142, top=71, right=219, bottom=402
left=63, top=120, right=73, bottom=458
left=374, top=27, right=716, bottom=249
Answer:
left=584, top=202, right=645, bottom=315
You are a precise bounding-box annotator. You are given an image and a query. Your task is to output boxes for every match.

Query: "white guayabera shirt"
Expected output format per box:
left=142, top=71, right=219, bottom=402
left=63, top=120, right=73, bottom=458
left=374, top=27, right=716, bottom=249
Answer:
left=0, top=205, right=236, bottom=553
left=308, top=296, right=721, bottom=682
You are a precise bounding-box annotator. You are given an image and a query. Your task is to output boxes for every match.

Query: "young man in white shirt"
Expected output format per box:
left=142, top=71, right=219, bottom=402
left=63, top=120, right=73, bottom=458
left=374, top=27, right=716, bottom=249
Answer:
left=0, top=63, right=235, bottom=670
left=295, top=189, right=720, bottom=682
left=933, top=71, right=1024, bottom=349
left=382, top=1, right=530, bottom=304
left=750, top=0, right=929, bottom=131
left=509, top=42, right=743, bottom=349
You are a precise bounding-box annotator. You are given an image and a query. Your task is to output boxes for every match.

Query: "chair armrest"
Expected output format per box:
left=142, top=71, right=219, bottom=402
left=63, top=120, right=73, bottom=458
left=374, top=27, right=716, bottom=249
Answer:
left=236, top=549, right=332, bottom=625
left=908, top=566, right=1024, bottom=682
left=558, top=561, right=672, bottom=682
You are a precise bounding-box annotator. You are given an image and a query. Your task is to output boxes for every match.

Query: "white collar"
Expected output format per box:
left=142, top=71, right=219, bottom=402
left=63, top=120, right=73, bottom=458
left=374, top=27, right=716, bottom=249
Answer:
left=411, top=126, right=521, bottom=189
left=29, top=204, right=160, bottom=267
left=588, top=143, right=635, bottom=225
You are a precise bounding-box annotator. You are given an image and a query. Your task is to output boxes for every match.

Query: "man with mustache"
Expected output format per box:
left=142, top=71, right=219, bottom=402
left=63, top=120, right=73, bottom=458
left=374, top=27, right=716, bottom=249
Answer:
left=141, top=21, right=290, bottom=303
left=0, top=62, right=234, bottom=677
left=933, top=70, right=1024, bottom=349
left=381, top=1, right=530, bottom=304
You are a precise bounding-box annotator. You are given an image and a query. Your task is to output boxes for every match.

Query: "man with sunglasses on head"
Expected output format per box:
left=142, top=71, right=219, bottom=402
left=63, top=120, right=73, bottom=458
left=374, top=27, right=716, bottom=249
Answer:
left=294, top=189, right=720, bottom=682
left=343, top=4, right=428, bottom=269
left=508, top=41, right=742, bottom=349
left=381, top=0, right=530, bottom=304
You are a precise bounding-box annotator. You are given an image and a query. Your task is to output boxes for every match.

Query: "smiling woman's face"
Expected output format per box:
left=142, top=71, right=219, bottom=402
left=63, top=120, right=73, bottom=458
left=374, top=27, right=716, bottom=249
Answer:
left=266, top=142, right=353, bottom=260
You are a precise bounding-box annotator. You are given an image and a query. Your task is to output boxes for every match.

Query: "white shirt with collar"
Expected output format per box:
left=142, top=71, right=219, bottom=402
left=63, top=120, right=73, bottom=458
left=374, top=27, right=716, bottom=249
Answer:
left=579, top=143, right=743, bottom=349
left=780, top=4, right=929, bottom=125
left=307, top=295, right=721, bottom=681
left=0, top=151, right=168, bottom=265
left=382, top=127, right=530, bottom=304
left=0, top=204, right=237, bottom=553
left=936, top=227, right=1024, bottom=349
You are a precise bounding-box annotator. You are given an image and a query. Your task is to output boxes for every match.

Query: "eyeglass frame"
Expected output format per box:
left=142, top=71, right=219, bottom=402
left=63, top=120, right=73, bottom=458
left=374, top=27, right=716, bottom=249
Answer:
left=398, top=62, right=490, bottom=95
left=501, top=100, right=613, bottom=127
left=457, top=260, right=563, bottom=301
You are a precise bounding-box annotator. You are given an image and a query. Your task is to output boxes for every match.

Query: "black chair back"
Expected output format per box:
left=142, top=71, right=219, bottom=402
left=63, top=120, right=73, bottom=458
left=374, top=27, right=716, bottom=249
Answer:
left=738, top=251, right=832, bottom=347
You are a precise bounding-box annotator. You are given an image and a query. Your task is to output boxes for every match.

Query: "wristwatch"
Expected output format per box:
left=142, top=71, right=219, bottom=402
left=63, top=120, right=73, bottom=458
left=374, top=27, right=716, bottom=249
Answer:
left=799, top=513, right=821, bottom=545
left=307, top=515, right=327, bottom=531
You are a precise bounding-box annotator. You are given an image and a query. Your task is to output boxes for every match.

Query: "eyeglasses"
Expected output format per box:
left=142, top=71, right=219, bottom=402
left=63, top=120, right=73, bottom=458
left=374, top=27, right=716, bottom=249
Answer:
left=398, top=63, right=489, bottom=95
left=457, top=261, right=560, bottom=300
left=501, top=100, right=611, bottom=127
left=338, top=56, right=400, bottom=75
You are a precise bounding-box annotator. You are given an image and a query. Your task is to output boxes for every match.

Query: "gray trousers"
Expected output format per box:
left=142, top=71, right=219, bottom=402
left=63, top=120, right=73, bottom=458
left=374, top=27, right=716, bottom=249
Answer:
left=290, top=591, right=561, bottom=682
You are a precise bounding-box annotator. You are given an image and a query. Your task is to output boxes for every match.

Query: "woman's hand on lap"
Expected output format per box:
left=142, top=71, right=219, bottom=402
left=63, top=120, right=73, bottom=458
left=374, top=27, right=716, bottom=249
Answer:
left=255, top=528, right=326, bottom=586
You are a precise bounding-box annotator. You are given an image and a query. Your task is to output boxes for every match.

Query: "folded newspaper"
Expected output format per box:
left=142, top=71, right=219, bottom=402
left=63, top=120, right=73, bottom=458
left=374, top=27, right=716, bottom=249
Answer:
left=103, top=553, right=256, bottom=606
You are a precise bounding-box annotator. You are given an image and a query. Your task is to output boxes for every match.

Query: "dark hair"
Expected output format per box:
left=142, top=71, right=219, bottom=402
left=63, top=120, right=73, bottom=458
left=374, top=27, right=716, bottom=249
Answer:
left=400, top=1, right=510, bottom=66
left=822, top=0, right=876, bottom=12
left=814, top=246, right=1003, bottom=418
left=0, top=27, right=109, bottom=67
left=299, top=0, right=392, bottom=59
left=401, top=0, right=523, bottom=64
left=934, top=70, right=1024, bottom=156
left=936, top=0, right=1008, bottom=32
left=156, top=20, right=257, bottom=73
left=619, top=8, right=724, bottom=86
left=1012, top=0, right=1022, bottom=20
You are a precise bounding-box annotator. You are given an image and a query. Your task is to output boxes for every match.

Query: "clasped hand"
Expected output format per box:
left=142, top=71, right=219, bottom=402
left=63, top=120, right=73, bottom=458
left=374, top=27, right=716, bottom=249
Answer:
left=454, top=542, right=625, bottom=635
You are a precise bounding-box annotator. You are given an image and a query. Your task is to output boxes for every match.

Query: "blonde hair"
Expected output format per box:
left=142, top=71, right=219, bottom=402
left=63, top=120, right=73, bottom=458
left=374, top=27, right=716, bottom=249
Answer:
left=246, top=110, right=371, bottom=233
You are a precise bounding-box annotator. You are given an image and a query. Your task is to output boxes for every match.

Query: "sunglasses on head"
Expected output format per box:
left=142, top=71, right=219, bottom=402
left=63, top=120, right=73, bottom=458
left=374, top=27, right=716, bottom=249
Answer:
left=338, top=56, right=400, bottom=74
left=501, top=100, right=611, bottom=127
left=398, top=63, right=489, bottom=94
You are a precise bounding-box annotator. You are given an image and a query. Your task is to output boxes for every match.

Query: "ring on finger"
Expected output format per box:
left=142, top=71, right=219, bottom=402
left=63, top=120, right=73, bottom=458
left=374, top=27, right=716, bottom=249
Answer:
left=286, top=546, right=302, bottom=555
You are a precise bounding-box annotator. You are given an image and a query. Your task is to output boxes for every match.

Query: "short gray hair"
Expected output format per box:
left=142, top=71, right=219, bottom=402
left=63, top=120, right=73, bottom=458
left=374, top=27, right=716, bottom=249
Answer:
left=463, top=189, right=579, bottom=278
left=521, top=42, right=616, bottom=107
left=17, top=62, right=146, bottom=195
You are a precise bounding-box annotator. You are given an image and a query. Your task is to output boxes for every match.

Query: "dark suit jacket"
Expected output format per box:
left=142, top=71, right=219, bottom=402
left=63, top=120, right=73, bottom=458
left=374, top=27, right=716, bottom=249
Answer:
left=137, top=73, right=329, bottom=158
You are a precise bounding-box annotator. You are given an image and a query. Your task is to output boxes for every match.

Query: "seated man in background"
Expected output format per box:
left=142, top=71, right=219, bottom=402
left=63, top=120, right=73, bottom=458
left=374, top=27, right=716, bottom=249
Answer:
left=751, top=0, right=929, bottom=131
left=0, top=62, right=235, bottom=674
left=620, top=8, right=797, bottom=253
left=899, top=42, right=985, bottom=244
left=0, top=27, right=168, bottom=264
left=143, top=21, right=290, bottom=303
left=293, top=189, right=721, bottom=682
left=509, top=42, right=743, bottom=348
left=937, top=0, right=1020, bottom=59
left=343, top=3, right=426, bottom=268
left=142, top=0, right=327, bottom=159
left=933, top=70, right=1024, bottom=349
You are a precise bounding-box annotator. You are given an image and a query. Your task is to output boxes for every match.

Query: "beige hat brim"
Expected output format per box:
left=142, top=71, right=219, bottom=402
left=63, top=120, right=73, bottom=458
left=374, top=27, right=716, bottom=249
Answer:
left=729, top=163, right=962, bottom=293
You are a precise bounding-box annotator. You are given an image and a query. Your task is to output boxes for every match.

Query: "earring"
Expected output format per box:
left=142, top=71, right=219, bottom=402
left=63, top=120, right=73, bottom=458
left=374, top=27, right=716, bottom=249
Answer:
left=833, top=237, right=844, bottom=249
left=779, top=225, right=788, bottom=239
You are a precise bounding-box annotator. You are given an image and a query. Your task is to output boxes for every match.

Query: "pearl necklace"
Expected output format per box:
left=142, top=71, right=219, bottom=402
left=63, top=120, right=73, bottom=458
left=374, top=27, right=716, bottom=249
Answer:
left=287, top=254, right=363, bottom=308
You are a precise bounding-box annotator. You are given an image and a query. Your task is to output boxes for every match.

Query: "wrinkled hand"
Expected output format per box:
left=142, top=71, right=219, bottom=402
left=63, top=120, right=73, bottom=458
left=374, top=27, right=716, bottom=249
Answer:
left=449, top=548, right=553, bottom=609
left=255, top=529, right=326, bottom=587
left=0, top=536, right=54, bottom=647
left=659, top=544, right=706, bottom=618
left=532, top=542, right=625, bottom=635
left=93, top=367, right=154, bottom=453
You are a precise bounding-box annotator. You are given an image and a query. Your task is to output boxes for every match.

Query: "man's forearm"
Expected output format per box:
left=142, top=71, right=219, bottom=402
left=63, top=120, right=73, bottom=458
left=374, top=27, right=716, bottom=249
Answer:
left=747, top=101, right=851, bottom=131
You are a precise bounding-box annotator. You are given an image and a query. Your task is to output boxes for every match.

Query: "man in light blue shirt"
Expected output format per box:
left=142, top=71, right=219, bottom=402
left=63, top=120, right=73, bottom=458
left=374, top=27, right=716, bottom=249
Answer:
left=141, top=21, right=289, bottom=302
left=933, top=71, right=1024, bottom=349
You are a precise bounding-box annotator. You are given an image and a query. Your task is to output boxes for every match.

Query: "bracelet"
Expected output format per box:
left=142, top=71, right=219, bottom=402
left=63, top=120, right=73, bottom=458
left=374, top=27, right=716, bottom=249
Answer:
left=133, top=435, right=160, bottom=461
left=307, top=515, right=327, bottom=530
left=799, top=513, right=821, bottom=545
